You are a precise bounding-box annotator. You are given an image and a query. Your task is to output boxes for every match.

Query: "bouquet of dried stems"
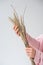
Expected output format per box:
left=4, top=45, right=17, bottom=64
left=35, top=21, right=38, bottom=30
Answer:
left=9, top=8, right=35, bottom=65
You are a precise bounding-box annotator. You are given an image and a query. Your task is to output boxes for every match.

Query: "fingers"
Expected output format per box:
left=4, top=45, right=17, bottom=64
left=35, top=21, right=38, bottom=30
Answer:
left=25, top=47, right=35, bottom=58
left=26, top=47, right=33, bottom=53
left=27, top=52, right=34, bottom=58
left=13, top=25, right=20, bottom=36
left=13, top=25, right=18, bottom=31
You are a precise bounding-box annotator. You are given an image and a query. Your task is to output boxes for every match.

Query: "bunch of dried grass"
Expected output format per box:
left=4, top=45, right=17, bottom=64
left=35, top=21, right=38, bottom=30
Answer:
left=9, top=8, right=29, bottom=47
left=9, top=7, right=35, bottom=65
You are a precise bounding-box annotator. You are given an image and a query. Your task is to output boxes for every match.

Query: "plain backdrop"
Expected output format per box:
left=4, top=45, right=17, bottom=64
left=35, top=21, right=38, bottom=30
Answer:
left=0, top=0, right=43, bottom=65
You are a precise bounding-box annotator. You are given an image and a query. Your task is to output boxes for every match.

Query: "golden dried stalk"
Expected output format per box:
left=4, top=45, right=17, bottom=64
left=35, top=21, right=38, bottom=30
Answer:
left=9, top=8, right=35, bottom=65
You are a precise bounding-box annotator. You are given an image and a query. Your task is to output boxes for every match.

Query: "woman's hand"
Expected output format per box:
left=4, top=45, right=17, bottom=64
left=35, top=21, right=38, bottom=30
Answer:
left=25, top=46, right=36, bottom=59
left=13, top=25, right=20, bottom=36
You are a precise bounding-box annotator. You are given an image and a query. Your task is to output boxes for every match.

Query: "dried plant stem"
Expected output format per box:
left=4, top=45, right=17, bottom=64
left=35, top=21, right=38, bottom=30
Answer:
left=9, top=8, right=35, bottom=65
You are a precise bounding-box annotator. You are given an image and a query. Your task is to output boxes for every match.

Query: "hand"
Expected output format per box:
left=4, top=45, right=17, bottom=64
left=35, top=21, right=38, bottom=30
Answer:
left=13, top=25, right=20, bottom=36
left=25, top=46, right=36, bottom=59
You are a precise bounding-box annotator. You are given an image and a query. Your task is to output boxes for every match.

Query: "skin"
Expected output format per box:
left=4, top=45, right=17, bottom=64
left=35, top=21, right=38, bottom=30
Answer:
left=13, top=25, right=36, bottom=59
left=25, top=46, right=36, bottom=59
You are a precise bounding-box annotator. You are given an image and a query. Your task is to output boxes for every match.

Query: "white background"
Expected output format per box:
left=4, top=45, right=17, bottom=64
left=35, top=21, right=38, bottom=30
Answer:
left=0, top=0, right=43, bottom=65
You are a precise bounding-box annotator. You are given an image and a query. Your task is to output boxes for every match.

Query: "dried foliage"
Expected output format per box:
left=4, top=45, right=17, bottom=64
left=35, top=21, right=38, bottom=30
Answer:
left=9, top=8, right=29, bottom=47
left=9, top=7, right=35, bottom=65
